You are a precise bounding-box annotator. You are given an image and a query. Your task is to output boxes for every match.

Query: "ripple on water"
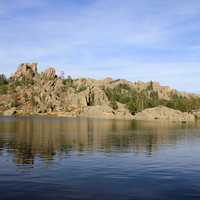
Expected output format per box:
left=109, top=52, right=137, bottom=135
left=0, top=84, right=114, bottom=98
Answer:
left=0, top=117, right=200, bottom=199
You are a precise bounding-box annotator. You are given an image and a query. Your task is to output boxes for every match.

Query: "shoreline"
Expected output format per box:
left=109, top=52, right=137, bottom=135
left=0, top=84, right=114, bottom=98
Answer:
left=0, top=63, right=200, bottom=123
left=0, top=111, right=198, bottom=124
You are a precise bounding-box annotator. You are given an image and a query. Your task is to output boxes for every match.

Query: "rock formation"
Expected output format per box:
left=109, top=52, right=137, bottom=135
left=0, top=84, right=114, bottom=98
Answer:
left=0, top=63, right=199, bottom=122
left=3, top=107, right=17, bottom=116
left=133, top=106, right=195, bottom=122
left=192, top=109, right=200, bottom=120
left=12, top=63, right=38, bottom=81
left=42, top=67, right=57, bottom=79
left=80, top=103, right=134, bottom=120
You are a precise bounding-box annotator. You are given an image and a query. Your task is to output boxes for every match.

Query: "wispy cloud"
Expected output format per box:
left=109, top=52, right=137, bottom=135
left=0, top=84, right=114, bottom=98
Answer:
left=0, top=0, right=200, bottom=92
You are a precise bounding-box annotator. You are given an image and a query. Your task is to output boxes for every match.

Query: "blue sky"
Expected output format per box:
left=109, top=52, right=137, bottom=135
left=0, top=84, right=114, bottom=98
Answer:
left=0, top=0, right=200, bottom=92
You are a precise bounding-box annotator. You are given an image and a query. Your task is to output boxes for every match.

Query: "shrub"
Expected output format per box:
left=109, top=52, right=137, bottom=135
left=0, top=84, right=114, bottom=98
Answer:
left=77, top=85, right=87, bottom=93
left=165, top=95, right=200, bottom=112
left=10, top=95, right=20, bottom=107
left=104, top=85, right=161, bottom=114
left=11, top=77, right=34, bottom=87
left=0, top=85, right=8, bottom=94
left=110, top=99, right=118, bottom=110
left=62, top=76, right=74, bottom=88
left=0, top=74, right=8, bottom=85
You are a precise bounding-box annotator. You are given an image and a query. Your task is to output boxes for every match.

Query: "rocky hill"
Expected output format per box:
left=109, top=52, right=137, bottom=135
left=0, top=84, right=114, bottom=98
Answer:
left=0, top=63, right=200, bottom=122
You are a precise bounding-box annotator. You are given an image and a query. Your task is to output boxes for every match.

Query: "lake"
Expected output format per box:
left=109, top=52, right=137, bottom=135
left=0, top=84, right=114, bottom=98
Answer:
left=0, top=116, right=200, bottom=200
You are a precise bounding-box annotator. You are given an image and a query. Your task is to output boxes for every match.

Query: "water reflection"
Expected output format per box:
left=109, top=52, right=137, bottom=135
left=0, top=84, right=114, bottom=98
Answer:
left=0, top=116, right=198, bottom=166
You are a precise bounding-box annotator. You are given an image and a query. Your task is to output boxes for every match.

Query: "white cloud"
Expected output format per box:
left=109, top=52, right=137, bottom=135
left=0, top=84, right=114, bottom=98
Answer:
left=0, top=0, right=200, bottom=92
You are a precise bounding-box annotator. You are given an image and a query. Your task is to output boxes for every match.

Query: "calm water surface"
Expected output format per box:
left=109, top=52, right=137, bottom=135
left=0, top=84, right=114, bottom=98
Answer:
left=0, top=116, right=200, bottom=200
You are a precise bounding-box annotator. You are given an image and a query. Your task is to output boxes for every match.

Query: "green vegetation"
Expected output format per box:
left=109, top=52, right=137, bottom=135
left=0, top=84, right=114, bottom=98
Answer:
left=12, top=77, right=34, bottom=87
left=109, top=98, right=118, bottom=110
left=0, top=74, right=9, bottom=94
left=104, top=83, right=159, bottom=114
left=0, top=74, right=34, bottom=95
left=0, top=74, right=8, bottom=85
left=10, top=94, right=21, bottom=107
left=162, top=95, right=200, bottom=112
left=62, top=75, right=74, bottom=88
left=0, top=85, right=8, bottom=95
left=77, top=85, right=87, bottom=93
left=104, top=84, right=200, bottom=114
left=1, top=69, right=200, bottom=115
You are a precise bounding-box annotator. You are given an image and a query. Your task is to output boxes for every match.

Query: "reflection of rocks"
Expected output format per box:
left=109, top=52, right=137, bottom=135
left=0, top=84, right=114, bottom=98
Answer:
left=0, top=117, right=197, bottom=166
left=80, top=105, right=114, bottom=119
left=134, top=106, right=195, bottom=122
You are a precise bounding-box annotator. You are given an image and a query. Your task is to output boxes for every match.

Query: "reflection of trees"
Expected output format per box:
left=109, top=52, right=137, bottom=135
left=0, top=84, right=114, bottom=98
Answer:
left=0, top=117, right=197, bottom=165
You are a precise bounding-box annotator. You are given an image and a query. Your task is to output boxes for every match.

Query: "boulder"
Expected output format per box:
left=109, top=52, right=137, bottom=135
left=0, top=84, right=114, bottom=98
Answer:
left=12, top=63, right=38, bottom=81
left=80, top=105, right=115, bottom=119
left=133, top=106, right=195, bottom=122
left=73, top=78, right=95, bottom=89
left=3, top=107, right=17, bottom=116
left=43, top=67, right=56, bottom=79
left=192, top=109, right=200, bottom=120
left=80, top=104, right=134, bottom=120
left=90, top=87, right=109, bottom=106
left=114, top=103, right=134, bottom=120
left=0, top=95, right=12, bottom=112
left=104, top=77, right=113, bottom=82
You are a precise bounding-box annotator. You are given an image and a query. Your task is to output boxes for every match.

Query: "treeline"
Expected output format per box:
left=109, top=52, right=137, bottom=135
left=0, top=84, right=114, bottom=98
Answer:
left=104, top=83, right=200, bottom=114
left=164, top=95, right=200, bottom=112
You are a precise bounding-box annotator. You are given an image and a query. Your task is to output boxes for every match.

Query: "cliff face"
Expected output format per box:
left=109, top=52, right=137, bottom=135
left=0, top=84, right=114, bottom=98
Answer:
left=0, top=63, right=199, bottom=121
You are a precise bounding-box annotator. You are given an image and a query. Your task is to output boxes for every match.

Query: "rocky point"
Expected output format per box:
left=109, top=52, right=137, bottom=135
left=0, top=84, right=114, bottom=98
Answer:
left=0, top=63, right=200, bottom=122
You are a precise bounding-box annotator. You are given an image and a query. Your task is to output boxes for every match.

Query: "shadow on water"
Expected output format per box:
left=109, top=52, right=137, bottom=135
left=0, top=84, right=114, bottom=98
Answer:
left=0, top=116, right=199, bottom=166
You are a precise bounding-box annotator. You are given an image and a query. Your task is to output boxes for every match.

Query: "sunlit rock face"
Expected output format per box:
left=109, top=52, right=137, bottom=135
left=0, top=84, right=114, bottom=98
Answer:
left=134, top=106, right=195, bottom=122
left=42, top=67, right=57, bottom=79
left=11, top=63, right=38, bottom=81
